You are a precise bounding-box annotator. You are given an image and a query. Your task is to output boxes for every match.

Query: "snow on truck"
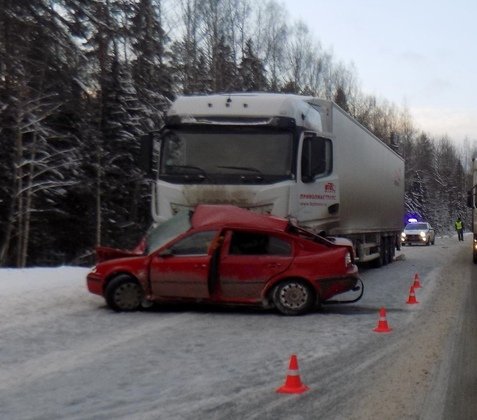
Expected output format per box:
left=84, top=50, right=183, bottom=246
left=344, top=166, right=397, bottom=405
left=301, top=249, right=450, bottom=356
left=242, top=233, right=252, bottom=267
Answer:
left=140, top=93, right=405, bottom=266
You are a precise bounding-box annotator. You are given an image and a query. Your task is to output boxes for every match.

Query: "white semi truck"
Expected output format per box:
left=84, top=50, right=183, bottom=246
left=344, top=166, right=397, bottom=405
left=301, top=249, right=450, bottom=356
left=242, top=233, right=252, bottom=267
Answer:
left=141, top=93, right=404, bottom=266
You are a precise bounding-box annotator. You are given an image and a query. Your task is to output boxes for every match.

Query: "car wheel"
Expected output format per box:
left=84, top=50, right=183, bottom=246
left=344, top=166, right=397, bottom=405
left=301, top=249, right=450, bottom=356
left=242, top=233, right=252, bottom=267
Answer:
left=105, top=274, right=143, bottom=312
left=426, top=237, right=430, bottom=246
left=273, top=280, right=314, bottom=315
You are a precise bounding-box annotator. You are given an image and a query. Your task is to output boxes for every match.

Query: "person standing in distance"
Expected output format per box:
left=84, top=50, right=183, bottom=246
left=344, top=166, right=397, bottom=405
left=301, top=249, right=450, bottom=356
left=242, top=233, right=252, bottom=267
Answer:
left=455, top=217, right=464, bottom=241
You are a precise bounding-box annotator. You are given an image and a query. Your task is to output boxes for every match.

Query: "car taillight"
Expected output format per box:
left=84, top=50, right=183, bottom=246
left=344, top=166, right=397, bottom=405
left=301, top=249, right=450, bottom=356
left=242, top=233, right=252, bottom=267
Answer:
left=345, top=251, right=352, bottom=266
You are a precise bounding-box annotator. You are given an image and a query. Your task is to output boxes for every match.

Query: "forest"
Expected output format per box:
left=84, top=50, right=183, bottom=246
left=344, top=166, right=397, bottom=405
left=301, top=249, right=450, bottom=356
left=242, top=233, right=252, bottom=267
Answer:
left=0, top=0, right=473, bottom=267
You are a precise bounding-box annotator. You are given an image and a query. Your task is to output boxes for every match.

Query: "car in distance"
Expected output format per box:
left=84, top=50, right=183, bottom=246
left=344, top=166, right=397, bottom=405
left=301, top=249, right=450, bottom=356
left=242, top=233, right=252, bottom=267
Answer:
left=87, top=205, right=361, bottom=316
left=401, top=221, right=435, bottom=246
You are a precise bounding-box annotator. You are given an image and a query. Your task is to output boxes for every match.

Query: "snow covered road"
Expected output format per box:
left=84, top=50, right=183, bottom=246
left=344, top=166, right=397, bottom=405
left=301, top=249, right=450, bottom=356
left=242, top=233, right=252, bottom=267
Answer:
left=0, top=234, right=471, bottom=419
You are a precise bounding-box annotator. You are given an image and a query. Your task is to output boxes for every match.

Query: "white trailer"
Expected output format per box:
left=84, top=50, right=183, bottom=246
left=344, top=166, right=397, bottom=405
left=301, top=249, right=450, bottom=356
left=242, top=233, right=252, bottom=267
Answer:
left=142, top=93, right=404, bottom=265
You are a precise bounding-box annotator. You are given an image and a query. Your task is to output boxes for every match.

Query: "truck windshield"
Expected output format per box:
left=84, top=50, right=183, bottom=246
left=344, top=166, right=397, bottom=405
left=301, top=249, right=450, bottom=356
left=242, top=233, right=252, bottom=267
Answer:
left=159, top=128, right=294, bottom=184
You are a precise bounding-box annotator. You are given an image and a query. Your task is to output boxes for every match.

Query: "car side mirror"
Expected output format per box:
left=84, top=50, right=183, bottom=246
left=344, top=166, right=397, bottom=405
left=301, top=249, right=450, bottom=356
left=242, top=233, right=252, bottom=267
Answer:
left=158, top=249, right=174, bottom=258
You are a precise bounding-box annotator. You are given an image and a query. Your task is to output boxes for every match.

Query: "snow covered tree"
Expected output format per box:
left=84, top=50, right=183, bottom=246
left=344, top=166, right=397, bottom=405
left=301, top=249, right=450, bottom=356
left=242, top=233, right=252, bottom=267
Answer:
left=0, top=0, right=86, bottom=266
left=239, top=39, right=267, bottom=91
left=130, top=0, right=172, bottom=129
left=253, top=1, right=288, bottom=91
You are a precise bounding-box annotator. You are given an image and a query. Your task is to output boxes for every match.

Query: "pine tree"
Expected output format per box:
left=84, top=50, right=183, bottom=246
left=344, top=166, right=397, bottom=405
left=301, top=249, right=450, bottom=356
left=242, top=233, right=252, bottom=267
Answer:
left=239, top=39, right=267, bottom=91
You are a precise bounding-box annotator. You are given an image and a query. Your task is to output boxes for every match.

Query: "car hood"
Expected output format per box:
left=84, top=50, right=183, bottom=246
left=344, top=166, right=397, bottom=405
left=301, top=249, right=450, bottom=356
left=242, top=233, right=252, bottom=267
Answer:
left=95, top=246, right=143, bottom=263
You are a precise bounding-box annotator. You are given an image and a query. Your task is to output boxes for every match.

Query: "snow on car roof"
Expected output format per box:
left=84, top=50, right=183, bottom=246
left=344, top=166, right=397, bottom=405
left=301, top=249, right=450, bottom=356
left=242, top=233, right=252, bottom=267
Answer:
left=191, top=204, right=289, bottom=231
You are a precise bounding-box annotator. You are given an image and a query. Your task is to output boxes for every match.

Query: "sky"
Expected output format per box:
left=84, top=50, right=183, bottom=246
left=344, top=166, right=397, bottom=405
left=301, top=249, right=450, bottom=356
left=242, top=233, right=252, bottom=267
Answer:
left=282, top=0, right=477, bottom=144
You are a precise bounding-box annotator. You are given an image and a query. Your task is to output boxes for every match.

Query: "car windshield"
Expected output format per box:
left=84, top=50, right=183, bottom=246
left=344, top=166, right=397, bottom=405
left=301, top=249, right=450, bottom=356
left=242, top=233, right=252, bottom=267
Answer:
left=405, top=223, right=427, bottom=230
left=145, top=210, right=192, bottom=254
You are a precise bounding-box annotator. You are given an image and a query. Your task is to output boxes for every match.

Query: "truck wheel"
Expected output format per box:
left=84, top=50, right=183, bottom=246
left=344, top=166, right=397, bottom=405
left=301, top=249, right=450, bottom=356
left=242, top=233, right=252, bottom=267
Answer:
left=382, top=239, right=388, bottom=265
left=105, top=274, right=143, bottom=312
left=273, top=280, right=314, bottom=315
left=386, top=237, right=395, bottom=263
left=372, top=250, right=383, bottom=268
left=372, top=240, right=386, bottom=268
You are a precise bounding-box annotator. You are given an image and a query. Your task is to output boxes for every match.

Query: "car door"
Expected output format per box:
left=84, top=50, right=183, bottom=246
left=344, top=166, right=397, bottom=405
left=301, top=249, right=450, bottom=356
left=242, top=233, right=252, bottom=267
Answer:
left=149, top=230, right=218, bottom=298
left=218, top=230, right=293, bottom=300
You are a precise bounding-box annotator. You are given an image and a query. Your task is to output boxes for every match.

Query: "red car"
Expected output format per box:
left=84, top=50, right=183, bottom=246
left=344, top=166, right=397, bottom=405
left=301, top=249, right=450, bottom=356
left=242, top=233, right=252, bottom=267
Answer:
left=87, top=205, right=361, bottom=315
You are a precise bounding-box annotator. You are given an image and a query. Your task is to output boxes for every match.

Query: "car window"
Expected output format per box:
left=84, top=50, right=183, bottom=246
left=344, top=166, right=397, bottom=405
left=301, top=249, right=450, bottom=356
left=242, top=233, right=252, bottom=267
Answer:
left=406, top=223, right=428, bottom=230
left=229, top=231, right=291, bottom=256
left=169, top=230, right=218, bottom=255
left=145, top=210, right=192, bottom=253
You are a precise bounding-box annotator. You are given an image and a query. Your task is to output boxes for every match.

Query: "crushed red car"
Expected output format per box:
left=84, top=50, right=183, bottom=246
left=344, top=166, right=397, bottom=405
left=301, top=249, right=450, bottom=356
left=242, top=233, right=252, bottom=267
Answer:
left=87, top=205, right=362, bottom=315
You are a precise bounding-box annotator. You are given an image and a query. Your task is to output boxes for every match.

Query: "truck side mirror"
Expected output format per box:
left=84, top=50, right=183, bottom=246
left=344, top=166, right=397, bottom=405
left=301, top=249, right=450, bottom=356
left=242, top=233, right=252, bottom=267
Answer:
left=139, top=133, right=154, bottom=177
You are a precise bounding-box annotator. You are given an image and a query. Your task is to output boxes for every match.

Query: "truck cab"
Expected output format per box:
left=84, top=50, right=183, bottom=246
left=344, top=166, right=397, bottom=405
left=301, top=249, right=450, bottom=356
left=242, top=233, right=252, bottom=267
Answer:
left=148, top=94, right=338, bottom=231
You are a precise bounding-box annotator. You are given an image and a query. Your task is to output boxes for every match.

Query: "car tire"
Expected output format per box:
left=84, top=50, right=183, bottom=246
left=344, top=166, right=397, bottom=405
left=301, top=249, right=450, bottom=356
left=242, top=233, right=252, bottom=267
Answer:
left=273, top=279, right=315, bottom=316
left=105, top=274, right=143, bottom=312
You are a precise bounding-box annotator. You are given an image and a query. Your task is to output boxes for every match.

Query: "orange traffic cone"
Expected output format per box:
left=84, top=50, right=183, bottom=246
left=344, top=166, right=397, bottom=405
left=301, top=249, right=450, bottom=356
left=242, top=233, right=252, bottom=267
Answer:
left=406, top=285, right=419, bottom=304
left=413, top=273, right=422, bottom=289
left=373, top=307, right=392, bottom=333
left=276, top=354, right=309, bottom=394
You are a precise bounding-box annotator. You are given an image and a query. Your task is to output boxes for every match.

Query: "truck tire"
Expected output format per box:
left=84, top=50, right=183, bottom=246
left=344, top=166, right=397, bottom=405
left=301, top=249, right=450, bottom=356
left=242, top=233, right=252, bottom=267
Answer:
left=384, top=237, right=392, bottom=265
left=390, top=238, right=396, bottom=259
left=372, top=246, right=384, bottom=268
left=105, top=274, right=143, bottom=312
left=273, top=279, right=315, bottom=315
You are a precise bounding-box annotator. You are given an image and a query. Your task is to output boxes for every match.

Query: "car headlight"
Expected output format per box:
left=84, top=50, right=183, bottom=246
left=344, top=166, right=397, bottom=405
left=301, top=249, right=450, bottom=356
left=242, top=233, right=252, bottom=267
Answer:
left=420, top=231, right=426, bottom=238
left=90, top=266, right=97, bottom=274
left=401, top=232, right=406, bottom=238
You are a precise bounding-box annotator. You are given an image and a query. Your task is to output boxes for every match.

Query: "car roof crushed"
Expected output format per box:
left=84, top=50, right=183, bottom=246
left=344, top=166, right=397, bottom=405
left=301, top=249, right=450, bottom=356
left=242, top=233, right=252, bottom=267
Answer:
left=191, top=204, right=289, bottom=231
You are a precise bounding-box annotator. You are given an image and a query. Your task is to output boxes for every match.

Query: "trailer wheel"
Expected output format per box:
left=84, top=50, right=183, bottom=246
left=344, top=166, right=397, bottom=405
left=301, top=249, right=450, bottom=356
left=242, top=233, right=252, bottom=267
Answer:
left=273, top=280, right=314, bottom=315
left=105, top=274, right=143, bottom=312
left=383, top=237, right=391, bottom=265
